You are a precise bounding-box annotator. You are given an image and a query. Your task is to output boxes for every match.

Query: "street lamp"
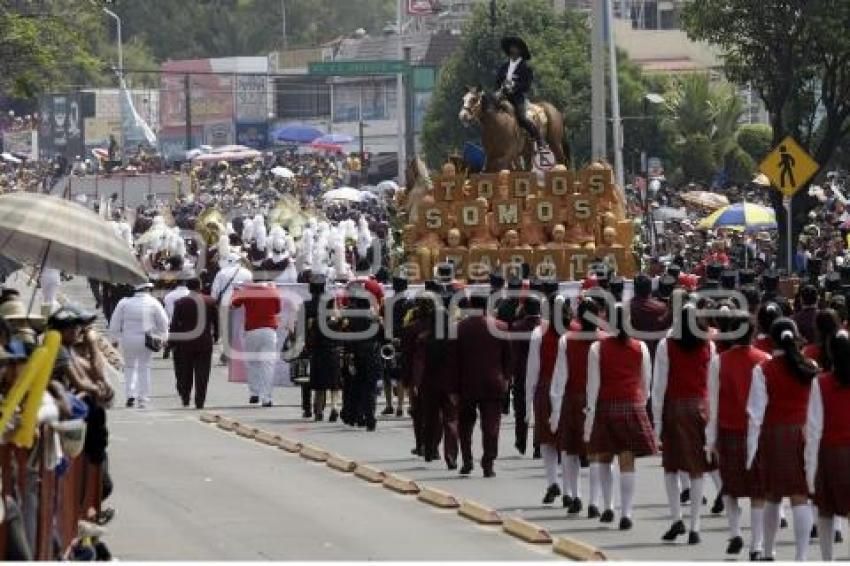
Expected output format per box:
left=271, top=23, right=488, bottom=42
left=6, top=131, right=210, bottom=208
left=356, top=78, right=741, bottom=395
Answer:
left=103, top=8, right=123, bottom=77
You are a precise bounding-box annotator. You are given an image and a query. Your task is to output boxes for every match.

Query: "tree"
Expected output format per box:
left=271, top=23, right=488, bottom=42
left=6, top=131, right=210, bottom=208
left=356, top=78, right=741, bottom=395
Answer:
left=421, top=0, right=653, bottom=169
left=683, top=0, right=850, bottom=269
left=737, top=124, right=773, bottom=164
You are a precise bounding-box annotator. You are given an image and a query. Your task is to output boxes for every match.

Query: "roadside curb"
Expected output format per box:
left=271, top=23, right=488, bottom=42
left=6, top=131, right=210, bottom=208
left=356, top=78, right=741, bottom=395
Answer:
left=254, top=430, right=281, bottom=446
left=503, top=516, right=553, bottom=544
left=326, top=453, right=357, bottom=473
left=216, top=416, right=237, bottom=431
left=235, top=423, right=258, bottom=438
left=353, top=464, right=385, bottom=483
left=417, top=486, right=459, bottom=509
left=300, top=444, right=329, bottom=462
left=277, top=436, right=303, bottom=453
left=553, top=536, right=608, bottom=561
left=458, top=499, right=502, bottom=525
left=199, top=412, right=219, bottom=424
left=382, top=473, right=419, bottom=495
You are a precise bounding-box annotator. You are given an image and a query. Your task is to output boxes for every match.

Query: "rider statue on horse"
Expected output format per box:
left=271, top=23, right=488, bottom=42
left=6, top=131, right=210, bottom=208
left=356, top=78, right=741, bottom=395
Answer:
left=496, top=36, right=548, bottom=156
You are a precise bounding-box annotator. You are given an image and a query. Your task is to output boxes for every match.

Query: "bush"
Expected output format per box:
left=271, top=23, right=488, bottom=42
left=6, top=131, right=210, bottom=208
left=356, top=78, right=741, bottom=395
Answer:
left=736, top=124, right=773, bottom=164
left=680, top=134, right=716, bottom=183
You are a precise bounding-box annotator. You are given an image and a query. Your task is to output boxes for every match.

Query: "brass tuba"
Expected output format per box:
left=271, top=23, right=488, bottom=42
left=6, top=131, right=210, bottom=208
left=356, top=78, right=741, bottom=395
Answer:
left=195, top=207, right=227, bottom=247
left=268, top=195, right=323, bottom=241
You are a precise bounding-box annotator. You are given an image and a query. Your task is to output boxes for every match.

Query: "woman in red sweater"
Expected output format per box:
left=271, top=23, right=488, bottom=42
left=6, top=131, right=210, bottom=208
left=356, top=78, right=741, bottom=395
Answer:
left=707, top=309, right=769, bottom=559
left=747, top=317, right=818, bottom=561
left=753, top=302, right=781, bottom=354
left=653, top=302, right=716, bottom=545
left=803, top=309, right=840, bottom=370
left=806, top=331, right=850, bottom=561
left=584, top=304, right=656, bottom=531
left=550, top=297, right=602, bottom=517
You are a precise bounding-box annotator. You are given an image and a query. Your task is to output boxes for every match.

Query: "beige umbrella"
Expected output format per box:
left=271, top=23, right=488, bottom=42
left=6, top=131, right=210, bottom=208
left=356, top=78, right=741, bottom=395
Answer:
left=680, top=191, right=730, bottom=210
left=0, top=193, right=147, bottom=286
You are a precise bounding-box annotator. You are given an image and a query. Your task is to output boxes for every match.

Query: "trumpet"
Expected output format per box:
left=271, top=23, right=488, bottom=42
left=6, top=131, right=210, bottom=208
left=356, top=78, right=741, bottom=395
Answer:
left=380, top=338, right=402, bottom=369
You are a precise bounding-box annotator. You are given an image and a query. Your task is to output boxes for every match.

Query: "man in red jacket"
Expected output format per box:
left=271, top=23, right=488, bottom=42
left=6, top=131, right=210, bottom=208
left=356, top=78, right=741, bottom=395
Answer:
left=231, top=277, right=281, bottom=407
left=455, top=292, right=513, bottom=477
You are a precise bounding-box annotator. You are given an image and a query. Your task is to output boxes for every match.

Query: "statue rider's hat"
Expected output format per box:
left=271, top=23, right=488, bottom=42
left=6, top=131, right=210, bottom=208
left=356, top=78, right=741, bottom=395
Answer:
left=501, top=36, right=531, bottom=60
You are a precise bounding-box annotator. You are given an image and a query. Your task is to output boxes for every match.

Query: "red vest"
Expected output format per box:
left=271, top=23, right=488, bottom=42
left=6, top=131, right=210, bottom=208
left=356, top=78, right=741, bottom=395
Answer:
left=752, top=335, right=773, bottom=354
left=762, top=357, right=812, bottom=427
left=818, top=372, right=850, bottom=446
left=718, top=345, right=770, bottom=431
left=665, top=339, right=711, bottom=400
left=598, top=337, right=644, bottom=403
left=803, top=343, right=823, bottom=367
left=565, top=331, right=601, bottom=394
left=537, top=325, right=560, bottom=392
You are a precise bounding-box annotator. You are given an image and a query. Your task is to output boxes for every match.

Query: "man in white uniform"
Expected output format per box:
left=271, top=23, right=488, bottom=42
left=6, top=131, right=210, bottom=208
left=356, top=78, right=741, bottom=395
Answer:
left=211, top=253, right=252, bottom=363
left=109, top=282, right=169, bottom=408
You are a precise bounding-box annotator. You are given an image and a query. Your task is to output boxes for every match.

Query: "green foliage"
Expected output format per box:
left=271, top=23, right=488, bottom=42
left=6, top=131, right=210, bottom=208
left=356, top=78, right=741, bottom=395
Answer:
left=420, top=0, right=652, bottom=168
left=736, top=124, right=773, bottom=164
left=725, top=145, right=756, bottom=185
left=679, top=134, right=716, bottom=183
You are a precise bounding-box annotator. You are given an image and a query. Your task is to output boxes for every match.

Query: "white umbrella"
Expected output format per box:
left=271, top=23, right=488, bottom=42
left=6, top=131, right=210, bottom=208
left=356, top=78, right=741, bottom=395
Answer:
left=270, top=166, right=295, bottom=179
left=0, top=193, right=147, bottom=286
left=1, top=152, right=21, bottom=164
left=321, top=187, right=363, bottom=202
left=377, top=180, right=399, bottom=194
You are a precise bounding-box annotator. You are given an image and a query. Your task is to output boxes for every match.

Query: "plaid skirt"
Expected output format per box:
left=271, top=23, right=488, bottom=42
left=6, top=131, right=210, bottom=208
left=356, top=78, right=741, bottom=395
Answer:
left=717, top=428, right=765, bottom=499
left=589, top=399, right=657, bottom=457
left=533, top=389, right=557, bottom=446
left=760, top=423, right=808, bottom=497
left=556, top=395, right=587, bottom=456
left=661, top=398, right=715, bottom=474
left=815, top=444, right=850, bottom=517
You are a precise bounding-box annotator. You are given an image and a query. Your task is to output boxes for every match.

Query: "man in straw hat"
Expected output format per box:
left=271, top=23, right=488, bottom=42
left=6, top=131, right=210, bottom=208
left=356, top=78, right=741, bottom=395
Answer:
left=496, top=36, right=547, bottom=153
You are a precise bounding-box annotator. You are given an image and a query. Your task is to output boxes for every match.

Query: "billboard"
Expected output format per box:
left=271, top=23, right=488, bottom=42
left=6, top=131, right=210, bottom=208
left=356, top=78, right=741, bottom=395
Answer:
left=236, top=122, right=268, bottom=149
left=235, top=74, right=268, bottom=122
left=160, top=60, right=235, bottom=129
left=3, top=130, right=38, bottom=160
left=38, top=93, right=85, bottom=161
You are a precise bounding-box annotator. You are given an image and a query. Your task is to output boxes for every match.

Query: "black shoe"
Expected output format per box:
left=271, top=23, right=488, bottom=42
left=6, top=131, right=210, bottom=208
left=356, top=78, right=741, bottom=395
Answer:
left=329, top=409, right=339, bottom=423
left=303, top=410, right=312, bottom=419
left=680, top=488, right=691, bottom=504
left=95, top=508, right=115, bottom=526
left=568, top=498, right=583, bottom=515
left=619, top=517, right=633, bottom=531
left=542, top=483, right=561, bottom=504
left=587, top=505, right=600, bottom=519
left=195, top=404, right=204, bottom=410
left=446, top=460, right=457, bottom=470
left=366, top=419, right=376, bottom=431
left=600, top=509, right=615, bottom=523
left=562, top=494, right=574, bottom=509
left=125, top=397, right=135, bottom=408
left=262, top=401, right=273, bottom=408
left=749, top=551, right=762, bottom=561
left=483, top=468, right=496, bottom=478
left=411, top=447, right=422, bottom=457
left=662, top=520, right=687, bottom=542
left=688, top=531, right=701, bottom=545
left=460, top=462, right=473, bottom=475
left=761, top=557, right=775, bottom=562
left=424, top=450, right=438, bottom=463
left=515, top=441, right=527, bottom=455
left=711, top=494, right=725, bottom=515
left=836, top=531, right=844, bottom=544
left=532, top=445, right=541, bottom=459
left=182, top=400, right=190, bottom=408
left=726, top=536, right=744, bottom=555
left=780, top=517, right=788, bottom=529
left=249, top=395, right=259, bottom=405
left=381, top=406, right=394, bottom=415
left=811, top=524, right=818, bottom=539
left=395, top=408, right=403, bottom=417
left=314, top=412, right=323, bottom=422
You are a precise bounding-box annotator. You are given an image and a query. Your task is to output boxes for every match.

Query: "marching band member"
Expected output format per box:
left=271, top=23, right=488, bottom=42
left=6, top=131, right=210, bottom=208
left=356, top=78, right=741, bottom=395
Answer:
left=653, top=300, right=716, bottom=545
left=706, top=308, right=769, bottom=560
left=805, top=331, right=850, bottom=561
left=753, top=302, right=781, bottom=354
left=747, top=318, right=818, bottom=561
left=510, top=282, right=543, bottom=456
left=803, top=309, right=840, bottom=369
left=550, top=296, right=603, bottom=516
left=585, top=304, right=656, bottom=530
left=525, top=284, right=564, bottom=505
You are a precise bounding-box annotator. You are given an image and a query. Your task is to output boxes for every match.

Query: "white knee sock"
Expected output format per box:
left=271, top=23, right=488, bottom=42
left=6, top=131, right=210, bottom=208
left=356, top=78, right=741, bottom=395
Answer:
left=541, top=444, right=558, bottom=488
left=709, top=469, right=722, bottom=492
left=620, top=471, right=636, bottom=519
left=600, top=462, right=614, bottom=511
left=835, top=516, right=844, bottom=536
left=725, top=496, right=741, bottom=539
left=563, top=454, right=581, bottom=500
left=818, top=516, right=835, bottom=561
left=689, top=476, right=704, bottom=533
left=751, top=505, right=765, bottom=554
left=764, top=502, right=781, bottom=559
left=680, top=471, right=691, bottom=491
left=589, top=462, right=601, bottom=508
left=792, top=503, right=813, bottom=561
left=664, top=473, right=682, bottom=521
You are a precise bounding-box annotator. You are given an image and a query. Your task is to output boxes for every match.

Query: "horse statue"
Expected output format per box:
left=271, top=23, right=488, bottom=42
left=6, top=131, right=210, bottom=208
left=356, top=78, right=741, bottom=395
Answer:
left=459, top=86, right=567, bottom=172
left=398, top=155, right=433, bottom=222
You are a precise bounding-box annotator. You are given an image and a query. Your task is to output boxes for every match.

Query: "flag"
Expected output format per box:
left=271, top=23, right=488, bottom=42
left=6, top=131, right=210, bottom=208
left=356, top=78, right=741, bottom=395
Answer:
left=119, top=78, right=156, bottom=146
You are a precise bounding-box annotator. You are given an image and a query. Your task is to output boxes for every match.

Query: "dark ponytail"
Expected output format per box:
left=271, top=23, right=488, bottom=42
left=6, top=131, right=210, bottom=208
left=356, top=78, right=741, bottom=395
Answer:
left=757, top=302, right=781, bottom=335
left=770, top=317, right=818, bottom=384
left=814, top=308, right=841, bottom=371
left=612, top=304, right=628, bottom=341
left=674, top=302, right=707, bottom=350
left=577, top=297, right=600, bottom=332
left=831, top=331, right=850, bottom=388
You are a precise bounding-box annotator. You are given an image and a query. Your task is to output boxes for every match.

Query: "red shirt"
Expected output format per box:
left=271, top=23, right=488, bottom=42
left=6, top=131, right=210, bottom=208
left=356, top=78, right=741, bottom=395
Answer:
left=718, top=345, right=770, bottom=431
left=231, top=284, right=281, bottom=331
left=762, top=356, right=812, bottom=427
left=819, top=372, right=850, bottom=446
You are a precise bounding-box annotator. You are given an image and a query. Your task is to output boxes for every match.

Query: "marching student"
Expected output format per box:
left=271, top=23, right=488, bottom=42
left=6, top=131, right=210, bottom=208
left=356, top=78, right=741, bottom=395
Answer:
left=803, top=308, right=840, bottom=369
left=806, top=331, right=850, bottom=561
left=584, top=304, right=656, bottom=530
left=526, top=285, right=566, bottom=504
left=753, top=302, right=781, bottom=354
left=653, top=301, right=716, bottom=545
left=747, top=318, right=818, bottom=561
left=707, top=308, right=770, bottom=559
left=550, top=297, right=603, bottom=516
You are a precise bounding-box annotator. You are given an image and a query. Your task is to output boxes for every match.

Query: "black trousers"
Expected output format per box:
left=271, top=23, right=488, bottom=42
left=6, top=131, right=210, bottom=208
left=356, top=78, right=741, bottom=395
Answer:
left=512, top=376, right=529, bottom=453
left=509, top=94, right=542, bottom=144
left=173, top=346, right=212, bottom=408
left=459, top=399, right=502, bottom=470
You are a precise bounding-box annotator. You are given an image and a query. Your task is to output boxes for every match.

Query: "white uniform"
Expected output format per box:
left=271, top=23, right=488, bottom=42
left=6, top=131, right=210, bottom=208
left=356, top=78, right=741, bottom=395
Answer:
left=211, top=263, right=252, bottom=357
left=109, top=291, right=169, bottom=407
left=39, top=267, right=61, bottom=313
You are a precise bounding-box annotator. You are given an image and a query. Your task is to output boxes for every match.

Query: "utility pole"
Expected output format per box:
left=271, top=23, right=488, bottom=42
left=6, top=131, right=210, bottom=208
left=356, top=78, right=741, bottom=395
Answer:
left=184, top=74, right=192, bottom=151
left=607, top=0, right=625, bottom=188
left=396, top=0, right=406, bottom=184
left=590, top=1, right=607, bottom=161
left=403, top=46, right=415, bottom=161
left=280, top=0, right=287, bottom=51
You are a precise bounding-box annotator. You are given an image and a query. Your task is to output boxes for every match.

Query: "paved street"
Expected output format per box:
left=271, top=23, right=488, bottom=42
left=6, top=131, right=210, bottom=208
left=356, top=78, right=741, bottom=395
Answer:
left=18, top=275, right=827, bottom=560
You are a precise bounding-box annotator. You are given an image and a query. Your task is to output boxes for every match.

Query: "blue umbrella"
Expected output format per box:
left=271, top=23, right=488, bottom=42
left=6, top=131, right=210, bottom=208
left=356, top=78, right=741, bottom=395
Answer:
left=272, top=123, right=325, bottom=143
left=313, top=133, right=354, bottom=145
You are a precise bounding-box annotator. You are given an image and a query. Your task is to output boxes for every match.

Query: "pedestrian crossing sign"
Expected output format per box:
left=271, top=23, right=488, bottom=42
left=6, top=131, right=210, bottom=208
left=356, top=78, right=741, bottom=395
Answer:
left=759, top=136, right=819, bottom=197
